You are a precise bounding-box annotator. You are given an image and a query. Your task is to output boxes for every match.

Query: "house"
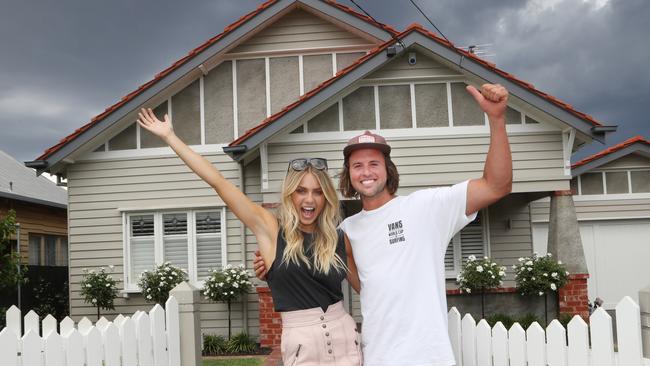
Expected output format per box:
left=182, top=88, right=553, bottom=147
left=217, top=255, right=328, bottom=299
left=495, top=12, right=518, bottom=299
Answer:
left=0, top=149, right=68, bottom=313
left=531, top=136, right=650, bottom=309
left=26, top=0, right=616, bottom=341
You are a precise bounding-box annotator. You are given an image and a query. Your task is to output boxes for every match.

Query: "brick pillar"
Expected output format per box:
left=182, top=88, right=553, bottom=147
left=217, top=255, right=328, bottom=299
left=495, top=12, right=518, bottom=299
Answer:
left=257, top=287, right=282, bottom=348
left=559, top=274, right=590, bottom=320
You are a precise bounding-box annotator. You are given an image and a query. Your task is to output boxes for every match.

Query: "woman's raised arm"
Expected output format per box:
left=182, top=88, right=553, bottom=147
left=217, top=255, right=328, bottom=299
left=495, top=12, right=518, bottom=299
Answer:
left=137, top=108, right=278, bottom=262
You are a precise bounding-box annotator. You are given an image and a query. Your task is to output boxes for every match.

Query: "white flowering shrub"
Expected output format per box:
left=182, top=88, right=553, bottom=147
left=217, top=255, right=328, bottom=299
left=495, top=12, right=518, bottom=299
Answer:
left=457, top=255, right=506, bottom=293
left=203, top=264, right=252, bottom=303
left=513, top=253, right=569, bottom=296
left=138, top=262, right=187, bottom=304
left=80, top=266, right=118, bottom=317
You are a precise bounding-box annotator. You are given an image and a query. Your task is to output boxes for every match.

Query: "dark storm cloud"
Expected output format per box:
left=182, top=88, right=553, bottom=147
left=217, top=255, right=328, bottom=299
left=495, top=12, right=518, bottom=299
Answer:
left=1, top=0, right=648, bottom=162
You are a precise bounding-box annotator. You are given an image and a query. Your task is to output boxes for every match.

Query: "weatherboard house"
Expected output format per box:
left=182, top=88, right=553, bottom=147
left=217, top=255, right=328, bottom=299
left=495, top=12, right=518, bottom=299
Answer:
left=26, top=0, right=623, bottom=344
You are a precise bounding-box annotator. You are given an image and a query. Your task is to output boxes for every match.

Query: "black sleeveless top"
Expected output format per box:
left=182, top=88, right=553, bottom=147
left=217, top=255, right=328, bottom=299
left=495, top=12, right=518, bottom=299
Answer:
left=266, top=229, right=347, bottom=312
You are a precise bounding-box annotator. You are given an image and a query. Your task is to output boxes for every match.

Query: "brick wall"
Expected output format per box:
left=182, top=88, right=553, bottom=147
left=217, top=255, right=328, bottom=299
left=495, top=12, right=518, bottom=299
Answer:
left=559, top=273, right=590, bottom=320
left=257, top=287, right=282, bottom=348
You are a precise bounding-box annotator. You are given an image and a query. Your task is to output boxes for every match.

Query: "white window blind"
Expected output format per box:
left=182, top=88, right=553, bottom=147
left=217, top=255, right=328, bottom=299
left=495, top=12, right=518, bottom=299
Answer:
left=125, top=208, right=226, bottom=288
left=444, top=211, right=487, bottom=277
left=195, top=211, right=222, bottom=280
left=163, top=213, right=189, bottom=272
left=129, top=214, right=155, bottom=283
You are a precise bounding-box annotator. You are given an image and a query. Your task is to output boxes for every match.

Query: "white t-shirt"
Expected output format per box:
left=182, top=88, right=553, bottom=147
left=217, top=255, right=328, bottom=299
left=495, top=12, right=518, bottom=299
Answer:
left=340, top=181, right=477, bottom=366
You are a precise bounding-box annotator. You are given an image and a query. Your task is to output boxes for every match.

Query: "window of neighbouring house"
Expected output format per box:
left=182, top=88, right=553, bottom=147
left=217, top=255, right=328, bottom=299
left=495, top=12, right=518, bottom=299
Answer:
left=574, top=169, right=650, bottom=196
left=125, top=208, right=226, bottom=288
left=505, top=106, right=522, bottom=125
left=444, top=211, right=487, bottom=278
left=237, top=58, right=267, bottom=137
left=580, top=172, right=604, bottom=195
left=631, top=170, right=650, bottom=193
left=108, top=124, right=137, bottom=151
left=336, top=52, right=366, bottom=72
left=605, top=171, right=629, bottom=194
left=28, top=234, right=68, bottom=266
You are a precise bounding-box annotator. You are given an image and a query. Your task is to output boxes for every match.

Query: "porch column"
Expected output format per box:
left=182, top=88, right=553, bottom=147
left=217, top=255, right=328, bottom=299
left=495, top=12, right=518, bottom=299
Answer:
left=547, top=190, right=590, bottom=320
left=257, top=287, right=282, bottom=349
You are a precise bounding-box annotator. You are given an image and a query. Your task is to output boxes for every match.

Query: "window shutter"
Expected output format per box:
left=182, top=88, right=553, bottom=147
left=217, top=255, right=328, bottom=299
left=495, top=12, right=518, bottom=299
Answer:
left=444, top=240, right=455, bottom=272
left=130, top=215, right=155, bottom=283
left=460, top=213, right=485, bottom=261
left=163, top=213, right=189, bottom=271
left=195, top=211, right=222, bottom=280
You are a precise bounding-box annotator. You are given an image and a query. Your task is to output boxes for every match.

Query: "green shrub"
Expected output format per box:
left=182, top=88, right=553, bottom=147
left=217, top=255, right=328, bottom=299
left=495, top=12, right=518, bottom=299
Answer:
left=138, top=262, right=187, bottom=305
left=513, top=253, right=569, bottom=297
left=226, top=332, right=258, bottom=354
left=80, top=266, right=118, bottom=318
left=456, top=256, right=506, bottom=293
left=559, top=313, right=574, bottom=328
left=485, top=313, right=515, bottom=329
left=517, top=313, right=542, bottom=329
left=203, top=334, right=227, bottom=355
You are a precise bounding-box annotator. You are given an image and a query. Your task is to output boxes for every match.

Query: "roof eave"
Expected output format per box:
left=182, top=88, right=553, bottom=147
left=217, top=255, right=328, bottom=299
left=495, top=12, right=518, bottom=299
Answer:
left=0, top=191, right=67, bottom=210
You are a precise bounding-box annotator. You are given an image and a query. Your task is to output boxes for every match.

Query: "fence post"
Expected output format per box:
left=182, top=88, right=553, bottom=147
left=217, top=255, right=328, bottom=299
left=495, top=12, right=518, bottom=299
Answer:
left=169, top=281, right=201, bottom=366
left=639, top=285, right=650, bottom=358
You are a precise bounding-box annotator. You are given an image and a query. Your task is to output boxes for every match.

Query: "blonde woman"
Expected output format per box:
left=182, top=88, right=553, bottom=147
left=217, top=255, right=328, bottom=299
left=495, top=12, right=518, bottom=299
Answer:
left=137, top=108, right=362, bottom=365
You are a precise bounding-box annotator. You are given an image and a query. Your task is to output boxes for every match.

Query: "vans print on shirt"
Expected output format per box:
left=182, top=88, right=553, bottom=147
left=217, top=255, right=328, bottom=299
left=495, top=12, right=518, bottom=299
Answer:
left=387, top=220, right=406, bottom=245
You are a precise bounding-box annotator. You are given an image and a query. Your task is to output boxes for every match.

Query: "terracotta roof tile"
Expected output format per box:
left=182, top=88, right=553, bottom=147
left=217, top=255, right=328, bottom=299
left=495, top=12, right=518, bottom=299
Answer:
left=571, top=135, right=650, bottom=169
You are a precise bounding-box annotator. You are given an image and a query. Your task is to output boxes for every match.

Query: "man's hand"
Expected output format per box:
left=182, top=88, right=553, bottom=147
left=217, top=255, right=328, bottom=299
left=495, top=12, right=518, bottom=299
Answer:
left=466, top=84, right=508, bottom=121
left=253, top=250, right=268, bottom=281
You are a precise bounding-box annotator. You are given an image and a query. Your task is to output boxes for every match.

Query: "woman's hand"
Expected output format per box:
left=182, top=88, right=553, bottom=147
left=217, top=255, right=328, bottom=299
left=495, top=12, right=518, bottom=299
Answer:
left=137, top=108, right=174, bottom=142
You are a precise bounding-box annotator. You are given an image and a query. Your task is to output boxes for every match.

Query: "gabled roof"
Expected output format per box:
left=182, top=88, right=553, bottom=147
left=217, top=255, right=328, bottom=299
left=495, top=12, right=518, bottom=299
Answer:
left=571, top=136, right=650, bottom=176
left=31, top=0, right=397, bottom=174
left=224, top=23, right=612, bottom=161
left=0, top=150, right=67, bottom=209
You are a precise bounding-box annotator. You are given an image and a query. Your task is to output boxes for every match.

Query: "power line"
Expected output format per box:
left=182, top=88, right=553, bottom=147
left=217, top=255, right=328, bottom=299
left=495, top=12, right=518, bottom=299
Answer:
left=407, top=0, right=451, bottom=44
left=348, top=0, right=406, bottom=49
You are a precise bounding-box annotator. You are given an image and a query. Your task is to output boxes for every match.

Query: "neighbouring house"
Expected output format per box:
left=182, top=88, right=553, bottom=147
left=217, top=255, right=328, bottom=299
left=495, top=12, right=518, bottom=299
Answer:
left=531, top=136, right=650, bottom=309
left=26, top=0, right=618, bottom=344
left=0, top=149, right=68, bottom=315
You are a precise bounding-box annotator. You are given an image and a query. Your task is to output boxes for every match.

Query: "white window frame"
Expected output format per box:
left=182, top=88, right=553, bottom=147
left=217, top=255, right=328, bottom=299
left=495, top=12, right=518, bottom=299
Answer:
left=573, top=169, right=650, bottom=199
left=445, top=209, right=490, bottom=279
left=122, top=207, right=227, bottom=291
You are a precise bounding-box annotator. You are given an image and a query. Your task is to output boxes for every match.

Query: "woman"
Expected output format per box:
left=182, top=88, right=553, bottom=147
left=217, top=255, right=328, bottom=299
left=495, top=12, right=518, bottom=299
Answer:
left=137, top=108, right=362, bottom=365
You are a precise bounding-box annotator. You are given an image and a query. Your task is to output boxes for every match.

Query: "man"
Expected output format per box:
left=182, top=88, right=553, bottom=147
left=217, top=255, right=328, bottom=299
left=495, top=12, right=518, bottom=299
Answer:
left=256, top=83, right=512, bottom=365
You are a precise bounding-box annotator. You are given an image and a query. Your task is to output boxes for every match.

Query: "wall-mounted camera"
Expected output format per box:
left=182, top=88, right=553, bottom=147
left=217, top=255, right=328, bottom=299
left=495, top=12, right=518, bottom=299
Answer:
left=408, top=52, right=417, bottom=65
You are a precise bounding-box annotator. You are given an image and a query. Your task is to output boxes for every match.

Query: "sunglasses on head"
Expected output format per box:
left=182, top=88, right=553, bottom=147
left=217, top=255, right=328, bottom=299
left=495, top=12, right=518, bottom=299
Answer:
left=288, top=158, right=328, bottom=172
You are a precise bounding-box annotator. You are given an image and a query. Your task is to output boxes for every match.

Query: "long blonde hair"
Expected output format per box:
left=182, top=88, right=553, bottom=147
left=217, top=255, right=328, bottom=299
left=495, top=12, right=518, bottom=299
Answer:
left=277, top=166, right=346, bottom=275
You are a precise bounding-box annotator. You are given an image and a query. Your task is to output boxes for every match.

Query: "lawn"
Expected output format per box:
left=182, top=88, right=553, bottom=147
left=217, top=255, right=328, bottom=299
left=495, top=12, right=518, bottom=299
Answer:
left=203, top=357, right=266, bottom=366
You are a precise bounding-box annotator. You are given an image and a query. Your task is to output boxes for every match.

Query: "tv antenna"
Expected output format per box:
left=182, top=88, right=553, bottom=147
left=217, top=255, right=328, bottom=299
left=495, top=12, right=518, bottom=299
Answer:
left=460, top=43, right=495, bottom=59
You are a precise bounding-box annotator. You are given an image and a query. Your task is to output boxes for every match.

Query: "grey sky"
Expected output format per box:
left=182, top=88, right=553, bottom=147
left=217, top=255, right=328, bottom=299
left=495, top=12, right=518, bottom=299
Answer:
left=1, top=0, right=647, bottom=163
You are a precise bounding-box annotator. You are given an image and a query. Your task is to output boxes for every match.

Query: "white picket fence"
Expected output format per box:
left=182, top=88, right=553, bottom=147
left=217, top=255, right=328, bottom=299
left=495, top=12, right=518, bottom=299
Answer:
left=448, top=296, right=650, bottom=366
left=0, top=296, right=180, bottom=366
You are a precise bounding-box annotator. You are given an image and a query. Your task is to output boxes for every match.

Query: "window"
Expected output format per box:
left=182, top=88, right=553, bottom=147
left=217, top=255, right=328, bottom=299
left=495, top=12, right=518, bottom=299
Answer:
left=444, top=211, right=488, bottom=278
left=574, top=169, right=650, bottom=196
left=125, top=208, right=226, bottom=289
left=28, top=234, right=67, bottom=266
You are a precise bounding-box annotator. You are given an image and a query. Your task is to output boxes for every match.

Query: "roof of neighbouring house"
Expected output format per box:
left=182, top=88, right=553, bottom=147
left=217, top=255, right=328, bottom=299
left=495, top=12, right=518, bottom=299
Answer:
left=571, top=135, right=650, bottom=175
left=0, top=150, right=67, bottom=209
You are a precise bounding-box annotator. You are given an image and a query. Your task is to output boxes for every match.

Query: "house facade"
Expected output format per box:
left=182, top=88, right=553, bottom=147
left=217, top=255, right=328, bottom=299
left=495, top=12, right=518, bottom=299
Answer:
left=29, top=0, right=614, bottom=339
left=531, top=136, right=650, bottom=309
left=1, top=149, right=68, bottom=315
